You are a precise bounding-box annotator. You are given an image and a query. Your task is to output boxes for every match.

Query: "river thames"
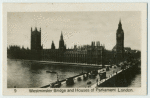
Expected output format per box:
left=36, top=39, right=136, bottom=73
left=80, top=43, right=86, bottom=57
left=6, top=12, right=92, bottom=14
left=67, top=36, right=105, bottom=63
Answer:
left=7, top=59, right=141, bottom=88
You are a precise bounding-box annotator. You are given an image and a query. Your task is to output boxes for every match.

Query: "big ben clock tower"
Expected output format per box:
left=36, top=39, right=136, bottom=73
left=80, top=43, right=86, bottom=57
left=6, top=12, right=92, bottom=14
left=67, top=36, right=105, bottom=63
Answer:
left=116, top=20, right=124, bottom=64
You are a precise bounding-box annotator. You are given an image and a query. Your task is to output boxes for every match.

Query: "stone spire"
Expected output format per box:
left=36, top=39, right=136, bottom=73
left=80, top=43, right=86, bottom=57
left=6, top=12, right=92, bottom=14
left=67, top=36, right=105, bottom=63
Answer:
left=59, top=31, right=65, bottom=49
left=60, top=31, right=63, bottom=40
left=118, top=19, right=122, bottom=29
left=51, top=41, right=55, bottom=49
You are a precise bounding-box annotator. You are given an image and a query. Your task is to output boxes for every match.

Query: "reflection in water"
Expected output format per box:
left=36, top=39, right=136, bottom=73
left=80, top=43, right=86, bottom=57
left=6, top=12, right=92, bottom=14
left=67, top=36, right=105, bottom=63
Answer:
left=7, top=59, right=141, bottom=88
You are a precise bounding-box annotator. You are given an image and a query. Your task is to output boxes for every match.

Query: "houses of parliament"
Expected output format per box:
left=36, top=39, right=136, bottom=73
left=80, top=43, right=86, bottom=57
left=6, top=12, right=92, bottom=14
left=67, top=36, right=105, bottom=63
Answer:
left=7, top=20, right=140, bottom=65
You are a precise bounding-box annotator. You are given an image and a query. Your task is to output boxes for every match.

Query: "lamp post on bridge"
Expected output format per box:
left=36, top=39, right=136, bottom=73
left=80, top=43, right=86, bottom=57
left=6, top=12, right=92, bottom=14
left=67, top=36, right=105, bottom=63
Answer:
left=49, top=71, right=62, bottom=88
left=49, top=71, right=59, bottom=82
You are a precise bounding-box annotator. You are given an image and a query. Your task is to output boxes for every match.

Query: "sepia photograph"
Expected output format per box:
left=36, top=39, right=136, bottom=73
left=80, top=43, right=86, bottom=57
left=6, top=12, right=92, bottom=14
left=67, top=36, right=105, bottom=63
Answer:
left=3, top=3, right=147, bottom=95
left=7, top=11, right=141, bottom=88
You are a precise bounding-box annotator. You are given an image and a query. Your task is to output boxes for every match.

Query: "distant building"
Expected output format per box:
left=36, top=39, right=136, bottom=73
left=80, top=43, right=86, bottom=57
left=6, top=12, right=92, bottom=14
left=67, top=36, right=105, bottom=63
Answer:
left=116, top=20, right=124, bottom=64
left=31, top=27, right=42, bottom=50
left=7, top=20, right=140, bottom=65
left=41, top=32, right=105, bottom=65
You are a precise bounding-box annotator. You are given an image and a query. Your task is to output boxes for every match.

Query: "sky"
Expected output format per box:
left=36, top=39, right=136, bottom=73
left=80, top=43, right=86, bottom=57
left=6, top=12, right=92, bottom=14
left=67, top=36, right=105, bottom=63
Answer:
left=7, top=11, right=141, bottom=50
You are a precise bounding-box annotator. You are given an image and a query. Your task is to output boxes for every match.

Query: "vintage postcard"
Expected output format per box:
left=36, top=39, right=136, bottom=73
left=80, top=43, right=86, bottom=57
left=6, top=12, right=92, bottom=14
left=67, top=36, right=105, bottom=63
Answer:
left=2, top=3, right=147, bottom=95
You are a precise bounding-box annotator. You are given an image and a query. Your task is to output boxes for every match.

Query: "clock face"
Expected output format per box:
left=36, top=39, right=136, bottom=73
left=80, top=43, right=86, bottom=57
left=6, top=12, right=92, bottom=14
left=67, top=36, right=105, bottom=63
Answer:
left=118, top=34, right=121, bottom=37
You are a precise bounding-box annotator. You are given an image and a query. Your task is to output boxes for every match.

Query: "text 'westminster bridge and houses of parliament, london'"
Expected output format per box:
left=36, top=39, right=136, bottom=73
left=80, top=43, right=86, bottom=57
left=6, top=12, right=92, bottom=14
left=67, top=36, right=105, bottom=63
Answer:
left=7, top=20, right=141, bottom=66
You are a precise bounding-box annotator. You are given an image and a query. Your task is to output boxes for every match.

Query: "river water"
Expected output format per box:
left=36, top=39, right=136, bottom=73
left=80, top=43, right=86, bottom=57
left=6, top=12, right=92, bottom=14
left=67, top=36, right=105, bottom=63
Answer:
left=7, top=59, right=141, bottom=88
left=128, top=70, right=141, bottom=87
left=7, top=59, right=96, bottom=88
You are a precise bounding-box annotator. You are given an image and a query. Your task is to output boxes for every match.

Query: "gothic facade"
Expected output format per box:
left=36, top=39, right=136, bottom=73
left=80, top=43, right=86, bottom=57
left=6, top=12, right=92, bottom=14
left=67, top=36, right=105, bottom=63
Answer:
left=116, top=20, right=124, bottom=64
left=41, top=32, right=105, bottom=65
left=31, top=27, right=42, bottom=51
left=7, top=20, right=140, bottom=65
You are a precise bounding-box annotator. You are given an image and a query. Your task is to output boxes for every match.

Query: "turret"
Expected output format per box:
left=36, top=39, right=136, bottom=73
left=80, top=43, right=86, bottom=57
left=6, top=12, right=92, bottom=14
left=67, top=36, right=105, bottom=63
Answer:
left=51, top=41, right=55, bottom=49
left=93, top=41, right=95, bottom=46
left=91, top=41, right=93, bottom=46
left=31, top=27, right=42, bottom=51
left=35, top=27, right=37, bottom=31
